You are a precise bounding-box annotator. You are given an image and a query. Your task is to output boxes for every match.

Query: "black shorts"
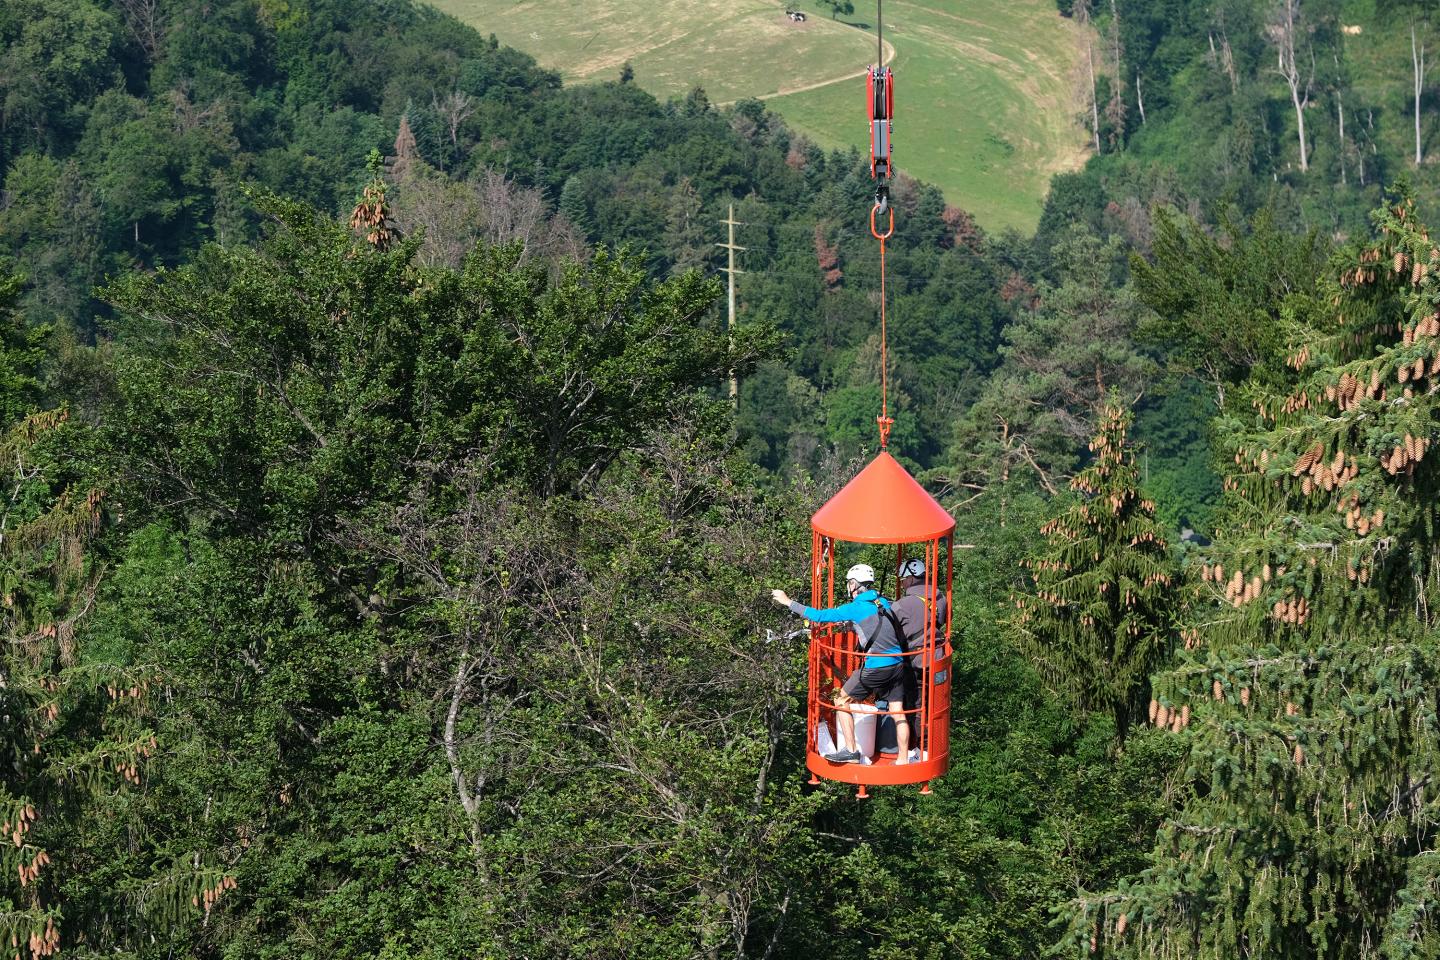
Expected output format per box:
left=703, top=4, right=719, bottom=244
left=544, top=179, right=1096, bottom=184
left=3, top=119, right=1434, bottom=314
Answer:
left=842, top=664, right=905, bottom=704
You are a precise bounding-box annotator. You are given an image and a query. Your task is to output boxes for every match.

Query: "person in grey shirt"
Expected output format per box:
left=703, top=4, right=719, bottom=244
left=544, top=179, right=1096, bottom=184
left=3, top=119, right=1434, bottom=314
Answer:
left=892, top=557, right=948, bottom=659
left=891, top=557, right=948, bottom=750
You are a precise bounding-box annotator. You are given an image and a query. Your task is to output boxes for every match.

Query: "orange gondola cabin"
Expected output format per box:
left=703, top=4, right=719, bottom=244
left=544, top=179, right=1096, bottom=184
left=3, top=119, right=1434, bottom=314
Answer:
left=805, top=452, right=954, bottom=796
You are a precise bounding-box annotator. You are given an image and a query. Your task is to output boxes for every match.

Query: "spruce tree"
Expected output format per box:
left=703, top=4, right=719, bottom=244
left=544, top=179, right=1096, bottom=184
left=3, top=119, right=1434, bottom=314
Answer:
left=955, top=225, right=1154, bottom=495
left=558, top=175, right=591, bottom=239
left=662, top=177, right=708, bottom=277
left=348, top=149, right=398, bottom=252
left=1012, top=396, right=1177, bottom=742
left=0, top=270, right=218, bottom=958
left=1069, top=192, right=1440, bottom=956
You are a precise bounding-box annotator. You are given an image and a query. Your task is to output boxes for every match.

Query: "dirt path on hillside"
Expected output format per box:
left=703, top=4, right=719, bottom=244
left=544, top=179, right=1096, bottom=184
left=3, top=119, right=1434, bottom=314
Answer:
left=715, top=36, right=895, bottom=107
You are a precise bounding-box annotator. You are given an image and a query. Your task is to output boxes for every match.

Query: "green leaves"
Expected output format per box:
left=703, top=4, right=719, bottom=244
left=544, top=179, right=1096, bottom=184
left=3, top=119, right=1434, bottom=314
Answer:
left=459, top=242, right=778, bottom=495
left=64, top=185, right=820, bottom=958
left=954, top=225, right=1156, bottom=494
left=1134, top=206, right=1328, bottom=391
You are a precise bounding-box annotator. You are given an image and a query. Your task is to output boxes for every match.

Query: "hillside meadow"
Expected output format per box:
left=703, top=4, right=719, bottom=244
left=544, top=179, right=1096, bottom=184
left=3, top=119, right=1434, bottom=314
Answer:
left=425, top=0, right=1091, bottom=230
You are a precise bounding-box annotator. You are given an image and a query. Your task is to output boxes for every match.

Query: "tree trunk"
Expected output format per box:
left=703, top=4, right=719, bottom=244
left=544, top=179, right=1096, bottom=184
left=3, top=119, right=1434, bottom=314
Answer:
left=1136, top=73, right=1146, bottom=124
left=444, top=644, right=487, bottom=873
left=1414, top=19, right=1426, bottom=166
left=1221, top=31, right=1238, bottom=94
left=1359, top=112, right=1369, bottom=185
left=1075, top=0, right=1100, bottom=152
left=1292, top=84, right=1309, bottom=171
left=1106, top=0, right=1126, bottom=147
left=1110, top=0, right=1122, bottom=68
left=1087, top=42, right=1101, bottom=153
left=1336, top=91, right=1346, bottom=184
left=1271, top=0, right=1310, bottom=172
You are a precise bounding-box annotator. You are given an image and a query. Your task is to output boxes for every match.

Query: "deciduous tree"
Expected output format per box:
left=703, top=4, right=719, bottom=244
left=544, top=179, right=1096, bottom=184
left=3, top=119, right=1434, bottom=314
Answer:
left=1267, top=0, right=1315, bottom=172
left=1380, top=0, right=1440, bottom=165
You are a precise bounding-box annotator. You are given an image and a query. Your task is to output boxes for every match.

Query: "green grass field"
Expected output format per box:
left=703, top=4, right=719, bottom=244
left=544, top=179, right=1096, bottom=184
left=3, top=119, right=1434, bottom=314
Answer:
left=427, top=0, right=878, bottom=102
left=426, top=0, right=1089, bottom=232
left=773, top=0, right=1089, bottom=231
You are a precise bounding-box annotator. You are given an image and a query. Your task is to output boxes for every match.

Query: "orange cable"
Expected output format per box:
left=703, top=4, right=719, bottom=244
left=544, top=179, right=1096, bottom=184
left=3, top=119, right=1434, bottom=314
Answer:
left=880, top=234, right=888, bottom=439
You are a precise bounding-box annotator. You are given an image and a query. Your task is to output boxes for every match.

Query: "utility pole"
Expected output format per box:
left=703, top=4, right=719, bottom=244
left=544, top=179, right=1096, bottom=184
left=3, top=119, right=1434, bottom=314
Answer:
left=716, top=203, right=745, bottom=405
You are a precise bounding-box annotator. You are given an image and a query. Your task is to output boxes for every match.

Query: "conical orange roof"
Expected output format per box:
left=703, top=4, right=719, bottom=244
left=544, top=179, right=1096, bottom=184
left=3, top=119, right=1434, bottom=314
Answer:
left=812, top=452, right=955, bottom=543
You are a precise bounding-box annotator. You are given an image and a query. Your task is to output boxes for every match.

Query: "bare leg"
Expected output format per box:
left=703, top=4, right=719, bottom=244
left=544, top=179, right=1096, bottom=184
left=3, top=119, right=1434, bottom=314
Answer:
left=836, top=708, right=857, bottom=754
left=890, top=701, right=910, bottom=763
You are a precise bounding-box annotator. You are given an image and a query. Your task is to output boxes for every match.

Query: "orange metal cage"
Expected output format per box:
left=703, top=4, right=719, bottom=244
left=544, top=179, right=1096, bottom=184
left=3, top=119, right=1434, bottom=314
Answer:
left=804, top=525, right=954, bottom=793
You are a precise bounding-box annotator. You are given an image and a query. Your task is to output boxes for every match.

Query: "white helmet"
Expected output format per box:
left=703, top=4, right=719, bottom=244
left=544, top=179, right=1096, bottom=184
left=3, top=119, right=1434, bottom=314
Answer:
left=900, top=558, right=926, bottom=579
left=845, top=563, right=876, bottom=585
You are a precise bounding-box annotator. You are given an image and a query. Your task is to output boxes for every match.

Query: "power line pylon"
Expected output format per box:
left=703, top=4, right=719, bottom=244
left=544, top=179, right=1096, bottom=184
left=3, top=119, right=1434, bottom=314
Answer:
left=716, top=203, right=745, bottom=405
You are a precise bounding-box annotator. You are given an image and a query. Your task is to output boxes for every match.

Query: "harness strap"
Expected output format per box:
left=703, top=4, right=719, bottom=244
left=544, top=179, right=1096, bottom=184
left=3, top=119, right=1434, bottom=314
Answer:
left=869, top=599, right=911, bottom=663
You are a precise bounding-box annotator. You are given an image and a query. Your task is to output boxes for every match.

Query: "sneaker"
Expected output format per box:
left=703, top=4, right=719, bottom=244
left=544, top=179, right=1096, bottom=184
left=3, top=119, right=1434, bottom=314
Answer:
left=825, top=749, right=863, bottom=764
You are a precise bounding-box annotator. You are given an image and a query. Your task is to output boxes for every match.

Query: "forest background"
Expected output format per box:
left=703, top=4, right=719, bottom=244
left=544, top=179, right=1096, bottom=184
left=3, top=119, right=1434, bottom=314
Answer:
left=4, top=0, right=1440, bottom=956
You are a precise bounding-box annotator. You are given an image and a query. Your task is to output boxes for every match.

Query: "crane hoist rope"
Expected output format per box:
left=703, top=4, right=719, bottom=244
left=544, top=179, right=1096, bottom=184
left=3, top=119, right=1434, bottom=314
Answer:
left=866, top=0, right=895, bottom=448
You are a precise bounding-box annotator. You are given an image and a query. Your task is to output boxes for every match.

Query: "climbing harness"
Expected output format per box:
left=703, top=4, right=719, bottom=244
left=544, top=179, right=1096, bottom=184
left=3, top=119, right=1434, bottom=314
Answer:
left=869, top=598, right=910, bottom=662
left=865, top=0, right=895, bottom=449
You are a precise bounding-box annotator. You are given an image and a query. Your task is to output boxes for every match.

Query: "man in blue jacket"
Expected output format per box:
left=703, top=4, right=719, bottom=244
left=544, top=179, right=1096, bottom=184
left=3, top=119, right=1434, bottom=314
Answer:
left=771, top=563, right=910, bottom=764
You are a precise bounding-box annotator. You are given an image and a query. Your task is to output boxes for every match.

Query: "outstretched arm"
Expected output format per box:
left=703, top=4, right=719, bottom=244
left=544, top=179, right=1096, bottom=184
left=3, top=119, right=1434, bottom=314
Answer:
left=778, top=596, right=872, bottom=624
